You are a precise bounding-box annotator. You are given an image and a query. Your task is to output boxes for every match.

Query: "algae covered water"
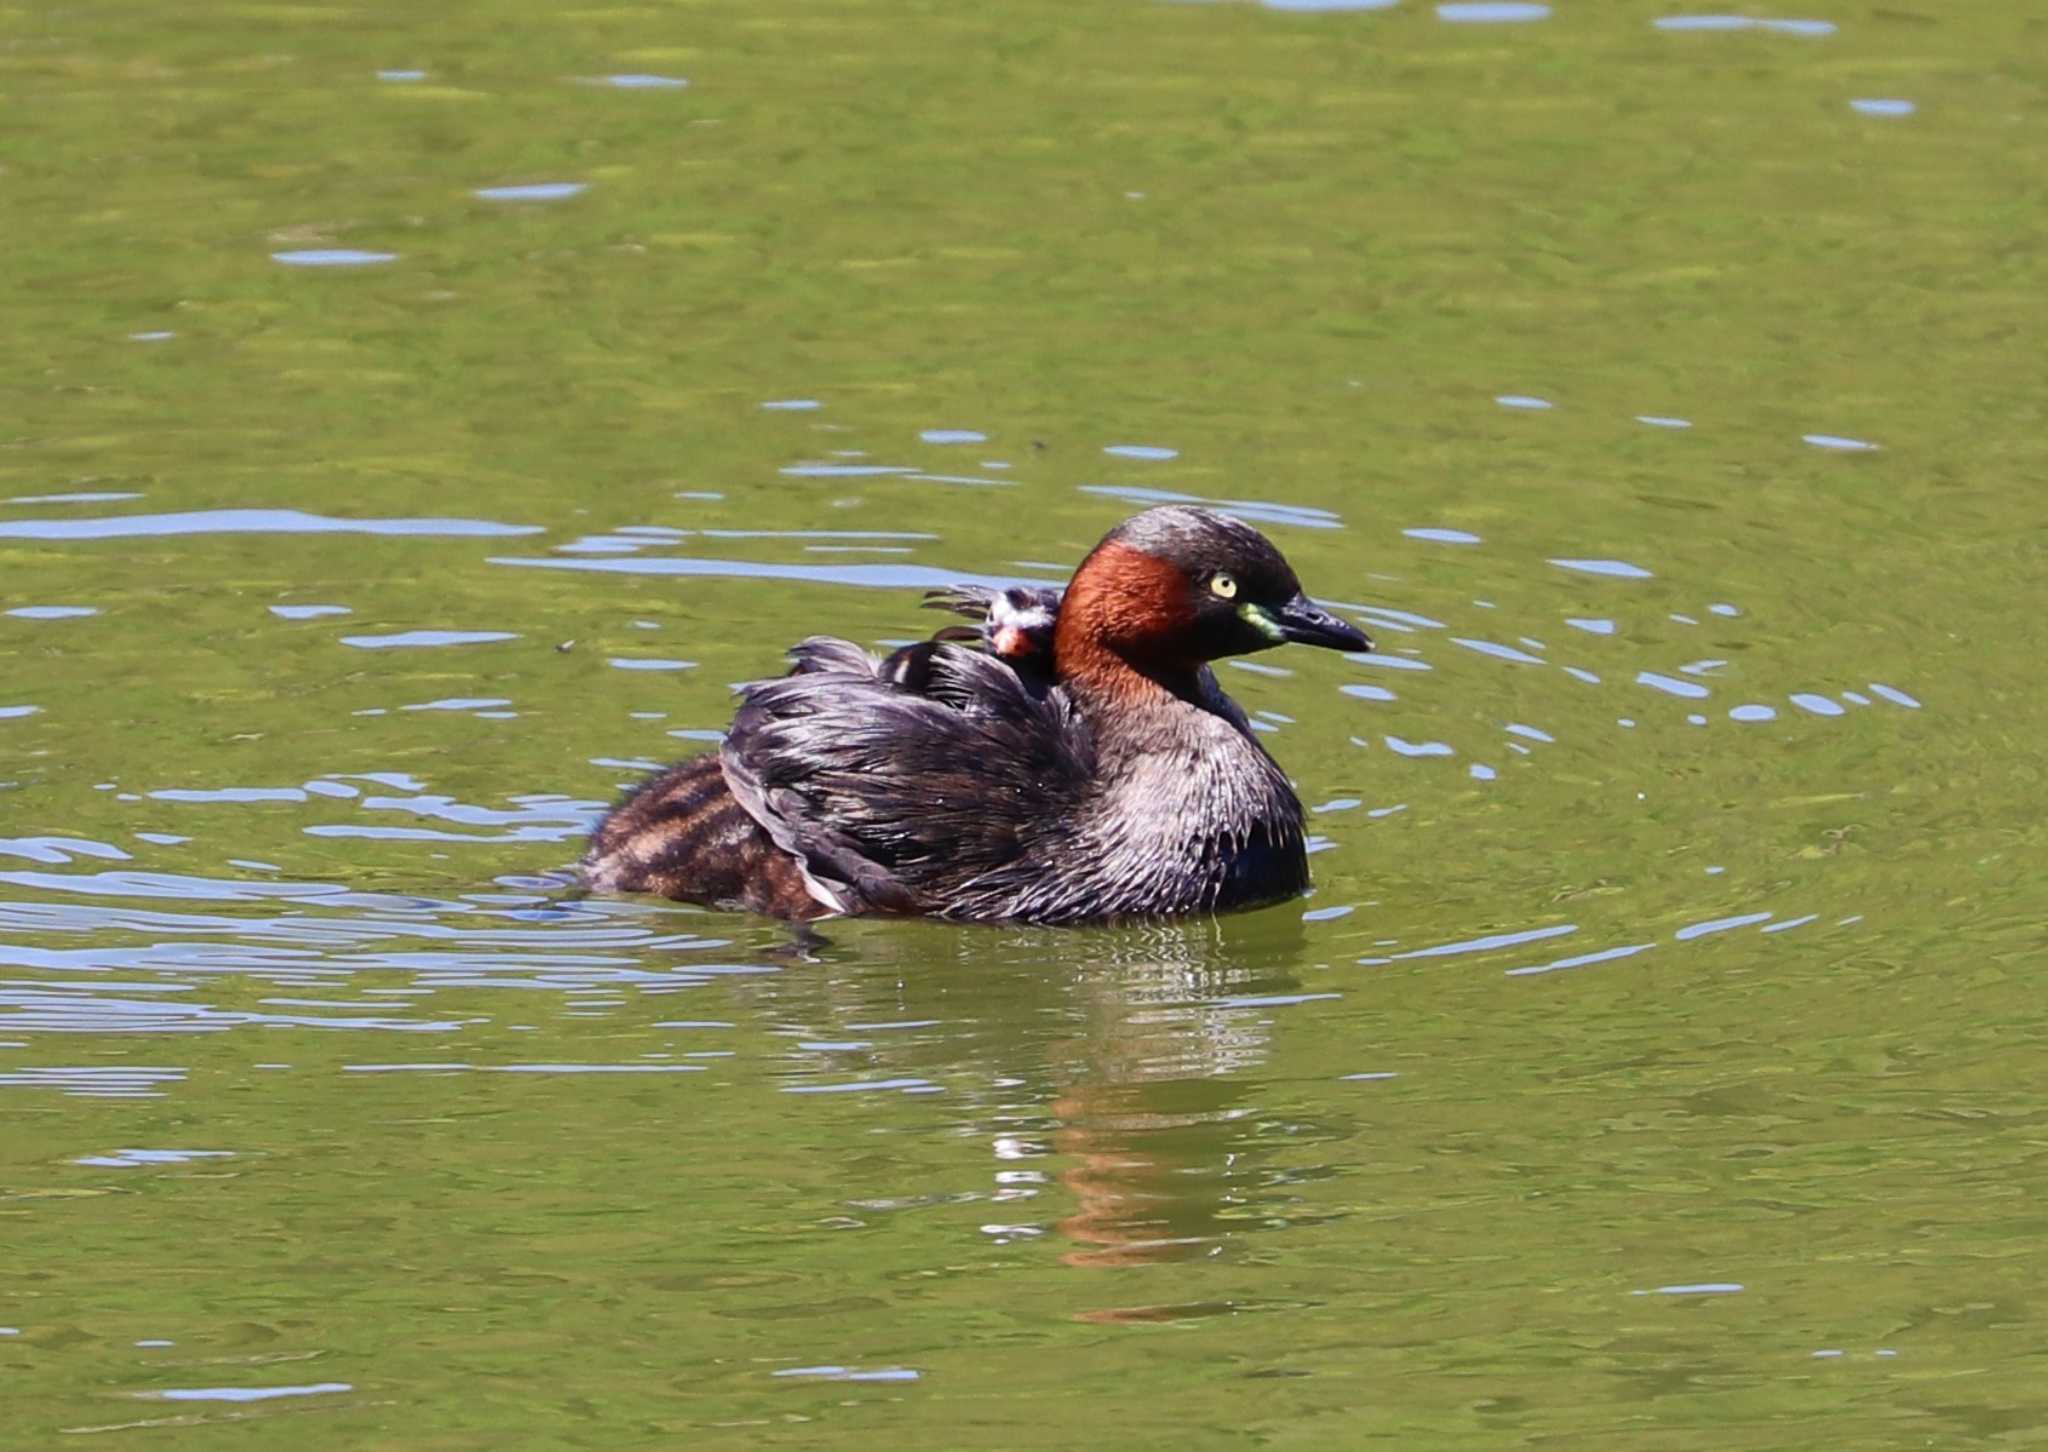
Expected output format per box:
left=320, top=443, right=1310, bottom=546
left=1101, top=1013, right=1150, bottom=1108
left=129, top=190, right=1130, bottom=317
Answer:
left=4, top=1, right=2045, bottom=1445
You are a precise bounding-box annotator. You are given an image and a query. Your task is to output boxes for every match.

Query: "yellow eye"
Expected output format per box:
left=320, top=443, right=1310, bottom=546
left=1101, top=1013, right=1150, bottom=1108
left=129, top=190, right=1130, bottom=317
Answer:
left=1210, top=572, right=1238, bottom=600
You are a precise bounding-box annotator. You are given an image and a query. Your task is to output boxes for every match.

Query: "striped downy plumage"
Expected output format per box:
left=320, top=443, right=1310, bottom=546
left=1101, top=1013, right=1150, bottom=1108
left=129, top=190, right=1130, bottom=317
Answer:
left=580, top=506, right=1372, bottom=924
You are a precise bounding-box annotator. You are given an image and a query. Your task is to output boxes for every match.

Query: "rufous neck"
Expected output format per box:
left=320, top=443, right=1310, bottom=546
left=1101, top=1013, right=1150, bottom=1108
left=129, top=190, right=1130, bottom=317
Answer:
left=1052, top=541, right=1204, bottom=711
left=1054, top=627, right=1202, bottom=710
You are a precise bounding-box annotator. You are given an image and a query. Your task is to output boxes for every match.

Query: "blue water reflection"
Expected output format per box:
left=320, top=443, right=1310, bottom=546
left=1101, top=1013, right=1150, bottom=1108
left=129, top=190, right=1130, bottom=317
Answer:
left=1507, top=942, right=1655, bottom=976
left=339, top=630, right=521, bottom=649
left=1550, top=558, right=1653, bottom=579
left=75, top=1147, right=233, bottom=1168
left=1637, top=670, right=1710, bottom=700
left=474, top=182, right=588, bottom=202
left=1438, top=3, right=1550, bottom=20
left=1079, top=485, right=1339, bottom=531
left=271, top=249, right=396, bottom=267
left=493, top=553, right=1046, bottom=592
left=1454, top=638, right=1543, bottom=665
left=1652, top=16, right=1836, bottom=35
left=151, top=1383, right=353, bottom=1403
left=0, top=510, right=538, bottom=541
left=773, top=1365, right=921, bottom=1383
left=590, top=74, right=688, bottom=89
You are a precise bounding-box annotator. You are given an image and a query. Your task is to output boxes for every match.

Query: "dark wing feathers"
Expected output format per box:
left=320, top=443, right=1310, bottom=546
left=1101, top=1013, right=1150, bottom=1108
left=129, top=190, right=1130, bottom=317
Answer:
left=721, top=636, right=1094, bottom=916
left=785, top=636, right=880, bottom=678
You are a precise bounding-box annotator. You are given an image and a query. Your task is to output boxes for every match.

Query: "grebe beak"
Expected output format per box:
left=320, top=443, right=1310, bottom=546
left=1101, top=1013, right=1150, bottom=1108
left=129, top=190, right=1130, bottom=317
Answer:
left=1269, top=594, right=1373, bottom=653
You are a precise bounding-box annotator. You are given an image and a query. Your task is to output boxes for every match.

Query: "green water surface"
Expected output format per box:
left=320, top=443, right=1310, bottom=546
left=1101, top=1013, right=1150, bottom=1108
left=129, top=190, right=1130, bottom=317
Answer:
left=3, top=1, right=2046, bottom=1446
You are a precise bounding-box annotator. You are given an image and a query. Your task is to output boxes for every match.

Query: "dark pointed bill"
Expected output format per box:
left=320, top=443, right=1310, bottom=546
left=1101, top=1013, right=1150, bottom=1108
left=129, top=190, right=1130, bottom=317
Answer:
left=1253, top=595, right=1373, bottom=653
left=1245, top=593, right=1376, bottom=651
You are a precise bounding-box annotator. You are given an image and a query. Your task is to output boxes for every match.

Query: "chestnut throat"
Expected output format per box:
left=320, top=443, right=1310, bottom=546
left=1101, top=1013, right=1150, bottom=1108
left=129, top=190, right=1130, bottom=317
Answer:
left=1051, top=541, right=1209, bottom=712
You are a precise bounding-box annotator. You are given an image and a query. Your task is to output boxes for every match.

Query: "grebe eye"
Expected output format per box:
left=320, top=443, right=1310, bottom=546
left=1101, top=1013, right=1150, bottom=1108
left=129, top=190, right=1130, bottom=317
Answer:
left=1210, top=572, right=1238, bottom=600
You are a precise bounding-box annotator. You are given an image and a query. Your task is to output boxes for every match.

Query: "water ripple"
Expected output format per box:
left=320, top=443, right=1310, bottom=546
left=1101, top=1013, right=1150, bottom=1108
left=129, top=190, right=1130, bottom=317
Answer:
left=1550, top=558, right=1654, bottom=580
left=1652, top=16, right=1836, bottom=35
left=0, top=510, right=538, bottom=541
left=340, top=631, right=521, bottom=649
left=590, top=74, right=688, bottom=89
left=272, top=250, right=396, bottom=267
left=474, top=182, right=588, bottom=202
left=1439, top=2, right=1550, bottom=20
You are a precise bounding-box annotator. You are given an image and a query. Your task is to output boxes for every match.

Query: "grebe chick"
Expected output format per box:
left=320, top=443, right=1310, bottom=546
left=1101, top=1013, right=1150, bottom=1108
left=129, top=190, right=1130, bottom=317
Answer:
left=879, top=583, right=1062, bottom=696
left=582, top=505, right=1371, bottom=924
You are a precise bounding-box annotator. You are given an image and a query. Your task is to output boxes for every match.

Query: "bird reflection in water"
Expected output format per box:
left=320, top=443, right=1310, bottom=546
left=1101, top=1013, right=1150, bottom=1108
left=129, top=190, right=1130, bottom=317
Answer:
left=1037, top=917, right=1316, bottom=1322
left=754, top=909, right=1331, bottom=1324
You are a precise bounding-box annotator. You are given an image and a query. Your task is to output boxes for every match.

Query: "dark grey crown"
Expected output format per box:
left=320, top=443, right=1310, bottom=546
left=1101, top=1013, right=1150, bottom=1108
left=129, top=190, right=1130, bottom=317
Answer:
left=1105, top=505, right=1300, bottom=597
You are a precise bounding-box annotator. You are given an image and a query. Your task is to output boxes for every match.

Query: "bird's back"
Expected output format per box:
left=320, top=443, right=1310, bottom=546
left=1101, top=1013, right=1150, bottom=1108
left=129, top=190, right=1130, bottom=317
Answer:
left=720, top=637, right=1099, bottom=917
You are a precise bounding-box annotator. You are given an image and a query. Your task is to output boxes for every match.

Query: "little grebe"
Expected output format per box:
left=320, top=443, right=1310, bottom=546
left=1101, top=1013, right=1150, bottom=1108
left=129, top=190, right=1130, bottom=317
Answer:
left=582, top=506, right=1371, bottom=923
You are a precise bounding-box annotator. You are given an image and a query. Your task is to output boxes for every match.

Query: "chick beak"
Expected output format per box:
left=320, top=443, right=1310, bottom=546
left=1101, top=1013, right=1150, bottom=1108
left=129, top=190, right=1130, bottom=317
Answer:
left=1272, top=594, right=1373, bottom=653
